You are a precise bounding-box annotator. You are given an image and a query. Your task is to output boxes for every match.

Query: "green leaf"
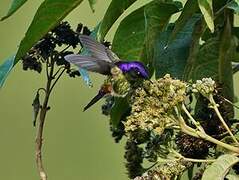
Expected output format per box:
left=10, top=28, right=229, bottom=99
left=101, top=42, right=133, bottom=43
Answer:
left=187, top=166, right=194, bottom=180
left=112, top=7, right=145, bottom=60
left=98, top=0, right=137, bottom=41
left=202, top=154, right=239, bottom=180
left=0, top=55, right=15, bottom=88
left=88, top=0, right=97, bottom=13
left=154, top=15, right=200, bottom=79
left=186, top=38, right=219, bottom=80
left=112, top=1, right=179, bottom=71
left=218, top=16, right=234, bottom=102
left=187, top=18, right=234, bottom=103
left=198, top=0, right=214, bottom=32
left=1, top=0, right=28, bottom=21
left=227, top=0, right=239, bottom=14
left=14, top=0, right=84, bottom=65
left=183, top=19, right=206, bottom=80
left=225, top=174, right=239, bottom=180
left=168, top=0, right=199, bottom=44
left=110, top=97, right=130, bottom=128
left=143, top=1, right=180, bottom=75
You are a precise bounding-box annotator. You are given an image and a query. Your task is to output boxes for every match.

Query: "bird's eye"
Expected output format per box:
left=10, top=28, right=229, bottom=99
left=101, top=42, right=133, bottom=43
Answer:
left=133, top=68, right=140, bottom=74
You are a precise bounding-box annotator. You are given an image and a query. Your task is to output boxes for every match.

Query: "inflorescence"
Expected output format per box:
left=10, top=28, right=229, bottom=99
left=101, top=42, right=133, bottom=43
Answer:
left=102, top=74, right=237, bottom=179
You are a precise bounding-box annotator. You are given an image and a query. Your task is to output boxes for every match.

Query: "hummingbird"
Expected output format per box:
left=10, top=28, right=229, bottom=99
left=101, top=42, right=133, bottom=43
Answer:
left=64, top=35, right=149, bottom=111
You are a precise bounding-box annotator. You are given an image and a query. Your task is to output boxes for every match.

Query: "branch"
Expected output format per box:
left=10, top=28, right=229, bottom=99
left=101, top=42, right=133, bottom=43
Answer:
left=208, top=94, right=239, bottom=145
left=182, top=103, right=205, bottom=133
left=50, top=69, right=66, bottom=93
left=170, top=150, right=216, bottom=163
left=35, top=59, right=54, bottom=180
left=174, top=107, right=239, bottom=154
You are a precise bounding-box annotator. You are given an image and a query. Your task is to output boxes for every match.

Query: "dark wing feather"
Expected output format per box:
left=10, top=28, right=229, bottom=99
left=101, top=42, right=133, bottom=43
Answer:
left=79, top=35, right=118, bottom=62
left=65, top=54, right=113, bottom=75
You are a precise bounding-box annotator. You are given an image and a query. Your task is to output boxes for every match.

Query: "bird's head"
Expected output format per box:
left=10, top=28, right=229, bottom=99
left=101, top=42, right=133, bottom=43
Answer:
left=115, top=61, right=149, bottom=79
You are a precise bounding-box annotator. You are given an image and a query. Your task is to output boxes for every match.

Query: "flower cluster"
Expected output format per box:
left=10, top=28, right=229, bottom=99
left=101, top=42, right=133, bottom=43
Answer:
left=101, top=73, right=235, bottom=179
left=134, top=160, right=192, bottom=180
left=124, top=74, right=186, bottom=135
left=192, top=78, right=216, bottom=98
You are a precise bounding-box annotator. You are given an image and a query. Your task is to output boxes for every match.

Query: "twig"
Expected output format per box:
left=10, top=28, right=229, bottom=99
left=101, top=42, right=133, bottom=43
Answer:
left=52, top=66, right=65, bottom=78
left=214, top=1, right=232, bottom=18
left=50, top=69, right=66, bottom=93
left=61, top=45, right=71, bottom=53
left=35, top=59, right=54, bottom=180
left=208, top=94, right=239, bottom=145
left=182, top=103, right=205, bottom=133
left=170, top=150, right=215, bottom=163
left=46, top=58, right=50, bottom=79
left=174, top=107, right=239, bottom=154
left=218, top=95, right=239, bottom=109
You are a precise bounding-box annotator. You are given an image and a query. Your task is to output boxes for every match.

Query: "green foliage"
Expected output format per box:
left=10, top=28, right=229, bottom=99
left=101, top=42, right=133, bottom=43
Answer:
left=226, top=174, right=239, bottom=180
left=98, top=0, right=137, bottom=41
left=1, top=0, right=28, bottom=21
left=110, top=97, right=129, bottom=129
left=186, top=38, right=219, bottom=81
left=111, top=1, right=180, bottom=127
left=1, top=0, right=239, bottom=179
left=112, top=7, right=145, bottom=60
left=155, top=15, right=200, bottom=79
left=218, top=16, right=234, bottom=101
left=15, top=0, right=84, bottom=65
left=198, top=0, right=214, bottom=32
left=202, top=154, right=239, bottom=180
left=168, top=0, right=199, bottom=44
left=143, top=1, right=180, bottom=75
left=227, top=0, right=239, bottom=14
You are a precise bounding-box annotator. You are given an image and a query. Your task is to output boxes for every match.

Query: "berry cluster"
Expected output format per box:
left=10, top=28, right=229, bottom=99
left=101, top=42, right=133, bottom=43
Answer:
left=21, top=21, right=91, bottom=78
left=176, top=133, right=212, bottom=159
left=124, top=140, right=144, bottom=179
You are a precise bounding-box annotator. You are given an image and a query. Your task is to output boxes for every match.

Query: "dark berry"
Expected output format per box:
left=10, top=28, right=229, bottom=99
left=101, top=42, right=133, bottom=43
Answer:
left=82, top=26, right=91, bottom=36
left=124, top=140, right=144, bottom=179
left=176, top=133, right=212, bottom=159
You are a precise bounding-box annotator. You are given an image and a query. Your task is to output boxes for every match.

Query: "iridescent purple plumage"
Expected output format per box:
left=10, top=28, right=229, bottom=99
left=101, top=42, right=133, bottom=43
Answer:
left=115, top=61, right=149, bottom=79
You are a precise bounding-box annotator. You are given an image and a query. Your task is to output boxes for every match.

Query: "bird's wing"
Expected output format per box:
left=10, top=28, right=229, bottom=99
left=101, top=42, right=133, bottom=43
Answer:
left=65, top=54, right=113, bottom=75
left=79, top=35, right=118, bottom=62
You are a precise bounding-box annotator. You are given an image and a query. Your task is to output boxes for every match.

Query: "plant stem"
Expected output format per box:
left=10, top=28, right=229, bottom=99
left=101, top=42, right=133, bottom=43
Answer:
left=174, top=107, right=239, bottom=154
left=219, top=95, right=239, bottom=109
left=155, top=153, right=215, bottom=167
left=208, top=94, right=239, bottom=145
left=35, top=59, right=54, bottom=180
left=50, top=69, right=65, bottom=93
left=170, top=150, right=215, bottom=163
left=182, top=103, right=205, bottom=133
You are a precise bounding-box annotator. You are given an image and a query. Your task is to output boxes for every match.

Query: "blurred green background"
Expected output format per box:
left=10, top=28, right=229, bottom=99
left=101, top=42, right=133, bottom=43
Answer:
left=0, top=0, right=239, bottom=180
left=0, top=1, right=128, bottom=179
